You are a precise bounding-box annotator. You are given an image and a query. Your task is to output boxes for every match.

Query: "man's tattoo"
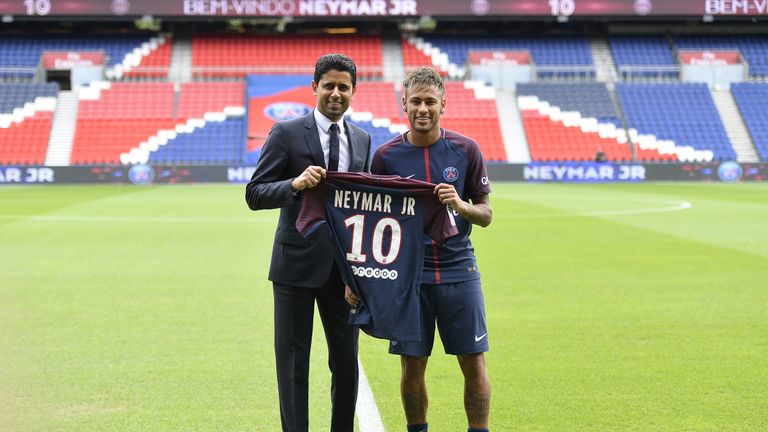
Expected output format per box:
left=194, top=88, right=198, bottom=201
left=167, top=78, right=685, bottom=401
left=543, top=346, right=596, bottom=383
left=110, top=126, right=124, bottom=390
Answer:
left=465, top=393, right=490, bottom=424
left=403, top=391, right=426, bottom=420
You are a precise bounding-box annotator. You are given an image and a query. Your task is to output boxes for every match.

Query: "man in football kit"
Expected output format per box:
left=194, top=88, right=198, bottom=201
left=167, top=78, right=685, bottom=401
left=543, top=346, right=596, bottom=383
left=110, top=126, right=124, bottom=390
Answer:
left=364, top=67, right=493, bottom=432
left=245, top=54, right=371, bottom=432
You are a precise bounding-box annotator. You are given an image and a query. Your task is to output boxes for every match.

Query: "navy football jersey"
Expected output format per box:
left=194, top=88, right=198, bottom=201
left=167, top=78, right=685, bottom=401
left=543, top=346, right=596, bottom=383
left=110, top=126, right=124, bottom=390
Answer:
left=296, top=172, right=458, bottom=341
left=372, top=129, right=492, bottom=284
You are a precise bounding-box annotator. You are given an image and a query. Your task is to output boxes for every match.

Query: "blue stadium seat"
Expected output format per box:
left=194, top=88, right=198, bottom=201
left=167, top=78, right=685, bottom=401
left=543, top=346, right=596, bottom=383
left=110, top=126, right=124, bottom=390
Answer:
left=517, top=83, right=621, bottom=126
left=616, top=83, right=736, bottom=161
left=420, top=35, right=594, bottom=79
left=731, top=83, right=768, bottom=162
left=609, top=35, right=678, bottom=79
left=148, top=117, right=245, bottom=165
left=0, top=34, right=159, bottom=79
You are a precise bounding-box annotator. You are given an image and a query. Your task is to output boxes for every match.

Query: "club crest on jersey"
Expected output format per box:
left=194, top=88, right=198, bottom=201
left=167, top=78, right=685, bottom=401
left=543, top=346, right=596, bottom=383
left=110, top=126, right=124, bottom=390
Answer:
left=443, top=166, right=459, bottom=183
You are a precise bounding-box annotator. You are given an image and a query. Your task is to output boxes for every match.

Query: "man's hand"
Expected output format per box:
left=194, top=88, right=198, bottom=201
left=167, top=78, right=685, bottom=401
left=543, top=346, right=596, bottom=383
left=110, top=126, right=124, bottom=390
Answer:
left=291, top=166, right=327, bottom=192
left=434, top=183, right=493, bottom=228
left=434, top=183, right=468, bottom=213
left=344, top=285, right=360, bottom=308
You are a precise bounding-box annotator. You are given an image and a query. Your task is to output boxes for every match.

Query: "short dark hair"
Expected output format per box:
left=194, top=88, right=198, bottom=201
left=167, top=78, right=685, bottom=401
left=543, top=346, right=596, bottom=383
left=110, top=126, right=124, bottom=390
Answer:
left=314, top=54, right=357, bottom=88
left=403, top=67, right=445, bottom=98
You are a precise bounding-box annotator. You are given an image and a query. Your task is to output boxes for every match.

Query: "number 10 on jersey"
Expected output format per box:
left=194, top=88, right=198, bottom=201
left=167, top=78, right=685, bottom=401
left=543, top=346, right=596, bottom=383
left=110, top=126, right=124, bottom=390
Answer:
left=344, top=215, right=402, bottom=265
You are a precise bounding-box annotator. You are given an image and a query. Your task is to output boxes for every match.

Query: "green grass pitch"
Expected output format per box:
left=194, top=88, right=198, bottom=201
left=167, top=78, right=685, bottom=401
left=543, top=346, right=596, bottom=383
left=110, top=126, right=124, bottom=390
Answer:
left=1, top=183, right=766, bottom=431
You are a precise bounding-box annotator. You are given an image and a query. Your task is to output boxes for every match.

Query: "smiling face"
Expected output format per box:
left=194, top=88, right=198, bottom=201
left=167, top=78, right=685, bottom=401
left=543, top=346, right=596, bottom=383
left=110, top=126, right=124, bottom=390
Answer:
left=312, top=69, right=355, bottom=123
left=403, top=84, right=446, bottom=140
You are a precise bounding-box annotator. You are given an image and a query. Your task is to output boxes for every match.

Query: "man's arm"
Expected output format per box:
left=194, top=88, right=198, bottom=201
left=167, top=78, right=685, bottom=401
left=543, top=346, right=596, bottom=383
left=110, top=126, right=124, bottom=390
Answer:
left=245, top=123, right=326, bottom=210
left=434, top=184, right=492, bottom=228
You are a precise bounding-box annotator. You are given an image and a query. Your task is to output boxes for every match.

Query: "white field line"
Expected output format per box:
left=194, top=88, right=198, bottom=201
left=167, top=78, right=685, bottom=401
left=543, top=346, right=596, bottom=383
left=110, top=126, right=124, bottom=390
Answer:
left=357, top=360, right=385, bottom=432
left=0, top=199, right=692, bottom=223
left=492, top=197, right=692, bottom=219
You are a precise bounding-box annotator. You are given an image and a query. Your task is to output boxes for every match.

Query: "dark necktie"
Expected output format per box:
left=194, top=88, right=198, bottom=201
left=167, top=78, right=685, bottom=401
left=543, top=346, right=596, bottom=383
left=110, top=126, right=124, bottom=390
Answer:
left=328, top=123, right=340, bottom=172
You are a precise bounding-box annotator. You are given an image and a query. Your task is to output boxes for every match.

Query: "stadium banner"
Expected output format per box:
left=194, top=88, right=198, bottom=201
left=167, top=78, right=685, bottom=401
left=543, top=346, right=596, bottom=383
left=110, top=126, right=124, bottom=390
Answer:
left=41, top=51, right=105, bottom=70
left=485, top=162, right=767, bottom=182
left=5, top=0, right=768, bottom=18
left=678, top=50, right=741, bottom=65
left=0, top=163, right=765, bottom=184
left=468, top=51, right=531, bottom=65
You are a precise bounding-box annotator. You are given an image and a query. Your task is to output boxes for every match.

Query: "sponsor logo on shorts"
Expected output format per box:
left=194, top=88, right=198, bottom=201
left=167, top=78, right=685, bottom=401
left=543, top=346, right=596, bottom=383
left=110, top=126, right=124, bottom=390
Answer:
left=475, top=333, right=487, bottom=342
left=351, top=266, right=398, bottom=280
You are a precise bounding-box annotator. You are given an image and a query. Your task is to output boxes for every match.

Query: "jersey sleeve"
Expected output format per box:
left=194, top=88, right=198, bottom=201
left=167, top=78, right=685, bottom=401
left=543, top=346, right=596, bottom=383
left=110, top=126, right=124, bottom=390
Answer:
left=295, top=182, right=329, bottom=238
left=465, top=141, right=491, bottom=200
left=421, top=189, right=459, bottom=244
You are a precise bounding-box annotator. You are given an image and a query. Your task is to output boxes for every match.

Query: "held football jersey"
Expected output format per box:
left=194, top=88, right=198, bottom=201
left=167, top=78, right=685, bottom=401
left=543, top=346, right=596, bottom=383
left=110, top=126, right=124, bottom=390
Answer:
left=296, top=172, right=458, bottom=342
left=372, top=129, right=492, bottom=284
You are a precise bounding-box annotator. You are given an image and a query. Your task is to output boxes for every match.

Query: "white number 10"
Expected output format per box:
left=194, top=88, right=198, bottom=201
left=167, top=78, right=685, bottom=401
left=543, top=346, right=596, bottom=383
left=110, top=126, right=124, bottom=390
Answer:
left=344, top=215, right=402, bottom=265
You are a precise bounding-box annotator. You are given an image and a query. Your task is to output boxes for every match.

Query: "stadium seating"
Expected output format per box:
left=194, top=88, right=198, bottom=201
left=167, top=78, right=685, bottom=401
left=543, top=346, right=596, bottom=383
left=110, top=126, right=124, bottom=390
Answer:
left=411, top=35, right=594, bottom=79
left=350, top=82, right=402, bottom=121
left=122, top=36, right=173, bottom=79
left=71, top=82, right=175, bottom=164
left=674, top=34, right=768, bottom=78
left=192, top=34, right=383, bottom=79
left=731, top=83, right=768, bottom=162
left=178, top=82, right=246, bottom=118
left=0, top=83, right=59, bottom=165
left=401, top=38, right=450, bottom=76
left=616, top=83, right=733, bottom=161
left=517, top=83, right=621, bottom=126
left=441, top=82, right=506, bottom=161
left=0, top=33, right=165, bottom=80
left=609, top=35, right=678, bottom=79
left=517, top=83, right=632, bottom=162
left=148, top=117, right=245, bottom=165
left=71, top=82, right=247, bottom=165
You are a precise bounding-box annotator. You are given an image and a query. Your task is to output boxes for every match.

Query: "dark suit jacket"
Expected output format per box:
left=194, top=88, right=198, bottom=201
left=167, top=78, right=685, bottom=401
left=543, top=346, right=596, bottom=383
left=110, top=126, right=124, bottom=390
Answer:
left=245, top=112, right=371, bottom=288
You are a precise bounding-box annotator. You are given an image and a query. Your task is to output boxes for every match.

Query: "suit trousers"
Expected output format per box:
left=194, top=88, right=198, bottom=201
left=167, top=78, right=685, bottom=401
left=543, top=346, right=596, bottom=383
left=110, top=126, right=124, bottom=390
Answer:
left=273, top=268, right=359, bottom=432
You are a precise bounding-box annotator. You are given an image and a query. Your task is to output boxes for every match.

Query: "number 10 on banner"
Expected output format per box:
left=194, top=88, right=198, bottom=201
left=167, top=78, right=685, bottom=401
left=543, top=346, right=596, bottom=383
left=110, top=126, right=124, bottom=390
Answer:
left=549, top=0, right=575, bottom=15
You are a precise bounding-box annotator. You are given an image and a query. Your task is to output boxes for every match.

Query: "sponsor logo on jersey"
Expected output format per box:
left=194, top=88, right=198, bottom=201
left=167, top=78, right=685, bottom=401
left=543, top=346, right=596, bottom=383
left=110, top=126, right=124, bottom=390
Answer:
left=443, top=166, right=459, bottom=183
left=351, top=265, right=398, bottom=280
left=264, top=102, right=312, bottom=121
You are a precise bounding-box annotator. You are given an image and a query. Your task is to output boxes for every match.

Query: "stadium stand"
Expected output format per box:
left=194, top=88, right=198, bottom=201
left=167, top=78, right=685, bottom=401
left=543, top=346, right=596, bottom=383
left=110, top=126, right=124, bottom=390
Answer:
left=401, top=38, right=450, bottom=76
left=609, top=35, right=679, bottom=79
left=517, top=83, right=632, bottom=162
left=70, top=81, right=247, bottom=165
left=673, top=34, right=768, bottom=78
left=731, top=83, right=768, bottom=162
left=408, top=35, right=595, bottom=79
left=191, top=34, right=384, bottom=79
left=0, top=83, right=58, bottom=165
left=0, top=33, right=168, bottom=80
left=3, top=24, right=768, bottom=167
left=616, top=83, right=733, bottom=162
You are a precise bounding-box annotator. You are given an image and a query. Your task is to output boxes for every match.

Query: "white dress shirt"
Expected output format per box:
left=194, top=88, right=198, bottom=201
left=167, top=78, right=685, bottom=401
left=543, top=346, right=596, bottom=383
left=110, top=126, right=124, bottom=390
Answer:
left=314, top=109, right=350, bottom=172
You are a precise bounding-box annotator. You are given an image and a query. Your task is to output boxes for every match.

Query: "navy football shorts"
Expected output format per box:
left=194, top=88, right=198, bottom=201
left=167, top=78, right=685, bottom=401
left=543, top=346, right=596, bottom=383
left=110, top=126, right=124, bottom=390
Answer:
left=389, top=279, right=488, bottom=356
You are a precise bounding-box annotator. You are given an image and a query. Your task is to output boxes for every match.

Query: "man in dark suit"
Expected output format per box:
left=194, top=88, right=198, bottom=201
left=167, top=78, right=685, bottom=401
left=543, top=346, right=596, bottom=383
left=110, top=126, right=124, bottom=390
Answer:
left=245, top=54, right=371, bottom=432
